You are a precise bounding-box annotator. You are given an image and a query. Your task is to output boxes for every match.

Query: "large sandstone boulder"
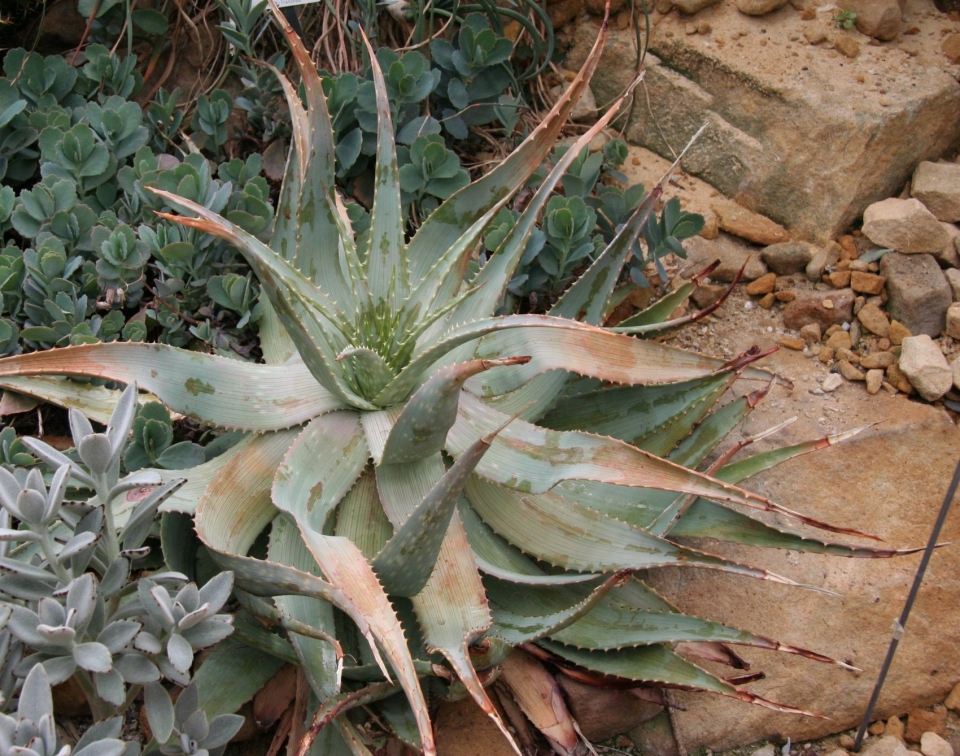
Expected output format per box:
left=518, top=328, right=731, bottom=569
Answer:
left=563, top=2, right=960, bottom=243
left=645, top=346, right=960, bottom=751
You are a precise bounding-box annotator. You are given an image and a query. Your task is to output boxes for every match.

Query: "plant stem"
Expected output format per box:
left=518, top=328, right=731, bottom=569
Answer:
left=37, top=528, right=71, bottom=584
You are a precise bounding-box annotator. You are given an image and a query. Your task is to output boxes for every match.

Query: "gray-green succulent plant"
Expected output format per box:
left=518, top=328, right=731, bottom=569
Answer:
left=0, top=5, right=907, bottom=754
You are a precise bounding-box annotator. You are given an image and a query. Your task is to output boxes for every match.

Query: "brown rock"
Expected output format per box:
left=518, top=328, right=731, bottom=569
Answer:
left=846, top=0, right=901, bottom=40
left=946, top=302, right=960, bottom=339
left=762, top=241, right=817, bottom=275
left=866, top=368, right=884, bottom=394
left=840, top=735, right=857, bottom=749
left=557, top=676, right=661, bottom=741
left=656, top=387, right=960, bottom=750
left=808, top=242, right=843, bottom=282
left=435, top=699, right=517, bottom=756
left=692, top=284, right=726, bottom=309
left=818, top=347, right=835, bottom=363
left=759, top=292, right=776, bottom=309
left=585, top=0, right=626, bottom=13
left=881, top=253, right=952, bottom=337
left=734, top=0, right=789, bottom=15
left=777, top=290, right=797, bottom=302
left=52, top=677, right=90, bottom=717
left=945, top=682, right=960, bottom=712
left=800, top=323, right=822, bottom=343
left=630, top=712, right=680, bottom=756
left=672, top=0, right=722, bottom=12
left=905, top=709, right=947, bottom=743
left=839, top=360, right=865, bottom=381
left=861, top=351, right=896, bottom=370
left=783, top=289, right=855, bottom=331
left=886, top=715, right=906, bottom=744
left=886, top=363, right=915, bottom=394
left=804, top=26, right=827, bottom=44
left=912, top=161, right=960, bottom=223
left=829, top=270, right=852, bottom=288
left=712, top=199, right=791, bottom=246
left=858, top=304, right=890, bottom=337
left=682, top=234, right=769, bottom=282
left=834, top=35, right=860, bottom=58
left=889, top=320, right=912, bottom=345
left=943, top=34, right=960, bottom=65
left=826, top=330, right=853, bottom=350
left=747, top=273, right=777, bottom=296
left=779, top=337, right=805, bottom=351
left=547, top=0, right=585, bottom=28
left=864, top=199, right=953, bottom=254
left=870, top=721, right=887, bottom=736
left=564, top=17, right=960, bottom=247
left=839, top=234, right=858, bottom=260
left=851, top=272, right=887, bottom=295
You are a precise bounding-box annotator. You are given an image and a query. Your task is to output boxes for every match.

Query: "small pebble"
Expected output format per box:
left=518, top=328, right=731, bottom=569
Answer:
left=823, top=373, right=844, bottom=392
left=839, top=360, right=865, bottom=382
left=886, top=715, right=905, bottom=744
left=819, top=347, right=835, bottom=363
left=823, top=299, right=835, bottom=309
left=800, top=323, right=822, bottom=343
left=920, top=732, right=953, bottom=756
left=866, top=369, right=884, bottom=394
left=747, top=273, right=777, bottom=296
left=759, top=293, right=776, bottom=309
left=826, top=330, right=853, bottom=350
left=889, top=320, right=912, bottom=346
left=780, top=337, right=805, bottom=351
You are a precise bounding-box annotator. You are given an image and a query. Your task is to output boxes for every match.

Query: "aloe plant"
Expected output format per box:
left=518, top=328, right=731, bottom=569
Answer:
left=0, top=6, right=908, bottom=754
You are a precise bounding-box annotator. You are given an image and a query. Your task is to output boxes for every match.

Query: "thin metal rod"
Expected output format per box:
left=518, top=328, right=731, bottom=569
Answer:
left=851, top=456, right=960, bottom=751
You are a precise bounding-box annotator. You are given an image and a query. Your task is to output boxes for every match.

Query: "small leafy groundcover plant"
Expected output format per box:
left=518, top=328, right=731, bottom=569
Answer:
left=0, top=6, right=907, bottom=755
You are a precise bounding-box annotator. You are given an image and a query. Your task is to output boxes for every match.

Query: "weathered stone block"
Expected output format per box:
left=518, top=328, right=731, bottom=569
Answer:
left=564, top=6, right=960, bottom=243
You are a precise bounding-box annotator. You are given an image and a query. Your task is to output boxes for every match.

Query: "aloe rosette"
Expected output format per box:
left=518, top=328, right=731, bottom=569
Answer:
left=0, top=6, right=908, bottom=753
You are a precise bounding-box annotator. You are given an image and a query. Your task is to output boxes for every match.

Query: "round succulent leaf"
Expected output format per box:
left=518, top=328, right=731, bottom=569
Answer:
left=73, top=641, right=112, bottom=673
left=65, top=573, right=97, bottom=629
left=114, top=653, right=160, bottom=684
left=174, top=582, right=200, bottom=614
left=5, top=606, right=44, bottom=646
left=196, top=571, right=233, bottom=614
left=201, top=714, right=245, bottom=750
left=165, top=632, right=193, bottom=675
left=37, top=624, right=76, bottom=646
left=97, top=620, right=142, bottom=654
left=100, top=558, right=130, bottom=599
left=74, top=736, right=126, bottom=756
left=17, top=664, right=54, bottom=724
left=156, top=654, right=189, bottom=687
left=143, top=682, right=175, bottom=744
left=15, top=489, right=47, bottom=526
left=133, top=631, right=163, bottom=655
left=37, top=597, right=65, bottom=628
left=179, top=618, right=233, bottom=649
left=142, top=584, right=176, bottom=630
left=176, top=604, right=211, bottom=631
left=68, top=409, right=95, bottom=447
left=58, top=531, right=98, bottom=562
left=94, top=669, right=126, bottom=707
left=182, top=709, right=209, bottom=742
left=77, top=434, right=113, bottom=476
left=39, top=654, right=78, bottom=685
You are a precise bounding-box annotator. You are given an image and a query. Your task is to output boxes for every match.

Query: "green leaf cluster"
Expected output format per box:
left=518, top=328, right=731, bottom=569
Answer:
left=0, top=47, right=274, bottom=356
